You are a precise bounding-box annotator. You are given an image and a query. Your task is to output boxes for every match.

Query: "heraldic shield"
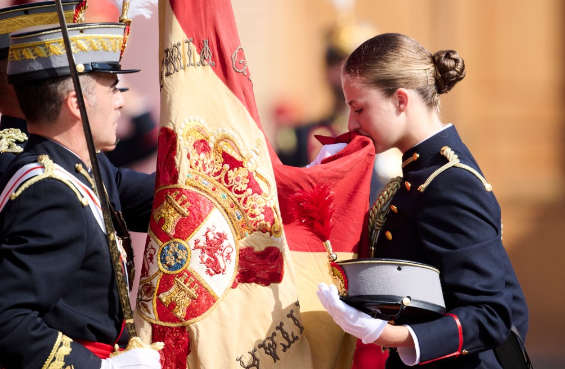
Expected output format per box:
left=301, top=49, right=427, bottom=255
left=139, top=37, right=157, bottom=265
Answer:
left=137, top=118, right=284, bottom=326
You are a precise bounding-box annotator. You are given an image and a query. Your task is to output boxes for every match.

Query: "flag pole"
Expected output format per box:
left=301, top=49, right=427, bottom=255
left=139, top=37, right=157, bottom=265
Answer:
left=53, top=0, right=137, bottom=340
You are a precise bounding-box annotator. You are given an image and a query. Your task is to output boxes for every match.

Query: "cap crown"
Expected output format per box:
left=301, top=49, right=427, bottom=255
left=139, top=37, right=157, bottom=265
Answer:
left=7, top=22, right=138, bottom=83
left=0, top=0, right=85, bottom=58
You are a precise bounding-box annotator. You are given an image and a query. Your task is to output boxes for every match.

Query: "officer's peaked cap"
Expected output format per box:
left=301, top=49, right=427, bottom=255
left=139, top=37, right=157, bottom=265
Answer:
left=0, top=0, right=85, bottom=59
left=7, top=22, right=139, bottom=84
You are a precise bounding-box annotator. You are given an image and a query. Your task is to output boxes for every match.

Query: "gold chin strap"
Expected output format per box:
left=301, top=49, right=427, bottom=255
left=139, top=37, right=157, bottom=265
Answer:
left=368, top=176, right=403, bottom=257
left=418, top=146, right=492, bottom=193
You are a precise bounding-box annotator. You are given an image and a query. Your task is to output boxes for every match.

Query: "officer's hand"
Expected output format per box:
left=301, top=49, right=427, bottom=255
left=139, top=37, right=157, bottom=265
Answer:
left=100, top=348, right=161, bottom=369
left=305, top=143, right=347, bottom=168
left=316, top=283, right=387, bottom=344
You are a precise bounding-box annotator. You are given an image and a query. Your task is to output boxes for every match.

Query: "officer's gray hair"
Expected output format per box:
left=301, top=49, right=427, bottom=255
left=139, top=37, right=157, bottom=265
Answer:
left=13, top=74, right=97, bottom=125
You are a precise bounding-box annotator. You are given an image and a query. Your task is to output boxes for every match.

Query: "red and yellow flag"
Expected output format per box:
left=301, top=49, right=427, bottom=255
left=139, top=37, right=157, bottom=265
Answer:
left=275, top=132, right=376, bottom=369
left=135, top=1, right=312, bottom=368
left=134, top=1, right=377, bottom=368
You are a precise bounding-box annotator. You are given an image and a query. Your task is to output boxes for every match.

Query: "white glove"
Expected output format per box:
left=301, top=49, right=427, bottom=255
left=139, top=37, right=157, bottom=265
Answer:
left=316, top=283, right=387, bottom=344
left=305, top=143, right=347, bottom=168
left=100, top=348, right=161, bottom=369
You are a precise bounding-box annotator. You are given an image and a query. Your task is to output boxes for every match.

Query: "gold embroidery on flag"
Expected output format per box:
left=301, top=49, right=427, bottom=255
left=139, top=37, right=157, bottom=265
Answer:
left=158, top=274, right=198, bottom=319
left=153, top=191, right=191, bottom=236
left=179, top=118, right=282, bottom=238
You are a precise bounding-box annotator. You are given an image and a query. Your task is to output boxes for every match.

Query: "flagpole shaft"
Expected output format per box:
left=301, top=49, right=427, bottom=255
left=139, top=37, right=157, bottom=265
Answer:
left=53, top=0, right=137, bottom=339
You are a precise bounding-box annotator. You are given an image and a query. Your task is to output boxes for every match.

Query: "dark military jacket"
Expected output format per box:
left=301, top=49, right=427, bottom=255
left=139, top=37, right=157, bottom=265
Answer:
left=0, top=115, right=28, bottom=178
left=0, top=135, right=155, bottom=369
left=374, top=125, right=528, bottom=368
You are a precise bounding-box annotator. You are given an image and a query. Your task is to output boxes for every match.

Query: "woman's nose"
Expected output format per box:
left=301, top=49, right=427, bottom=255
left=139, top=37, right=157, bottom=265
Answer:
left=347, top=115, right=359, bottom=132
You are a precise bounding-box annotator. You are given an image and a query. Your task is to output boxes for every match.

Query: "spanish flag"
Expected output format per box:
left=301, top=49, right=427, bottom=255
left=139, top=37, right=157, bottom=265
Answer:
left=134, top=0, right=376, bottom=368
left=134, top=0, right=312, bottom=368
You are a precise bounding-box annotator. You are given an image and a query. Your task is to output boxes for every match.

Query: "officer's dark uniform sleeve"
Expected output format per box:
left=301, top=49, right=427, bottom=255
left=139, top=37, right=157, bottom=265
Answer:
left=410, top=168, right=515, bottom=364
left=99, top=153, right=155, bottom=232
left=0, top=178, right=101, bottom=369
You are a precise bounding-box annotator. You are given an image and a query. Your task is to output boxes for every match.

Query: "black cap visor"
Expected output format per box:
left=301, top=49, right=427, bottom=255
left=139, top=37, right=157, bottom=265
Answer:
left=8, top=62, right=139, bottom=84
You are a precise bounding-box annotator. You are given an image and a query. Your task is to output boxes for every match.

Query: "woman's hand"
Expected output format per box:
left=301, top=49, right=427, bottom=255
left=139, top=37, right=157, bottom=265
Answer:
left=316, top=283, right=387, bottom=344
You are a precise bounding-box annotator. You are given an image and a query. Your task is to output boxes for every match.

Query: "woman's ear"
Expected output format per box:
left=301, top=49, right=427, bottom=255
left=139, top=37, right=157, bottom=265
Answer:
left=395, top=88, right=409, bottom=113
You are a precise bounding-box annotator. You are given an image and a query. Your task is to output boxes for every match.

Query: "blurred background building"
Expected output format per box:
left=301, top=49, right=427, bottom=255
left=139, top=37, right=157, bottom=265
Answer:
left=3, top=0, right=562, bottom=367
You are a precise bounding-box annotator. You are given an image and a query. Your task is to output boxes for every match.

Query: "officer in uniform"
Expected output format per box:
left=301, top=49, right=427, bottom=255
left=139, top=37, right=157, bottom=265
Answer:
left=316, top=33, right=530, bottom=368
left=0, top=21, right=160, bottom=369
left=0, top=0, right=86, bottom=178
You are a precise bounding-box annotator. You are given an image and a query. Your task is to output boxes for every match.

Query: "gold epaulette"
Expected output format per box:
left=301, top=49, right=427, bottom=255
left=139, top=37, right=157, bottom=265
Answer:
left=0, top=128, right=28, bottom=154
left=418, top=146, right=492, bottom=193
left=10, top=154, right=89, bottom=206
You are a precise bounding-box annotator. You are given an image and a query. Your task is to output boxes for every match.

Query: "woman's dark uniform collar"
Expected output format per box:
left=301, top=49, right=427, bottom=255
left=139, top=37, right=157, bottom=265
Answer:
left=401, top=124, right=463, bottom=175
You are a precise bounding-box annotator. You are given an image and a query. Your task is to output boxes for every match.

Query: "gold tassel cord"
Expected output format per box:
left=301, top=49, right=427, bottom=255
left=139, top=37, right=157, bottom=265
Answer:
left=368, top=176, right=402, bottom=256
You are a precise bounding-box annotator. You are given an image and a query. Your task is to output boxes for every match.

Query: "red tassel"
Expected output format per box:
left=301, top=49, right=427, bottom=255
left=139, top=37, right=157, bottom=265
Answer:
left=288, top=183, right=335, bottom=243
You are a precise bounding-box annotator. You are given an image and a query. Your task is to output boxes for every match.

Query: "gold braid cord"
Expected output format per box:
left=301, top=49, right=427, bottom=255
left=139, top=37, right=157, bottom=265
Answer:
left=10, top=154, right=88, bottom=206
left=368, top=176, right=402, bottom=256
left=418, top=146, right=492, bottom=193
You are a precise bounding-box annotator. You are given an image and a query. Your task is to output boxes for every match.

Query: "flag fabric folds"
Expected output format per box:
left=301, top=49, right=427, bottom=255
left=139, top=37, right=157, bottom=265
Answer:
left=135, top=1, right=312, bottom=368
left=275, top=132, right=376, bottom=369
left=134, top=0, right=376, bottom=368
